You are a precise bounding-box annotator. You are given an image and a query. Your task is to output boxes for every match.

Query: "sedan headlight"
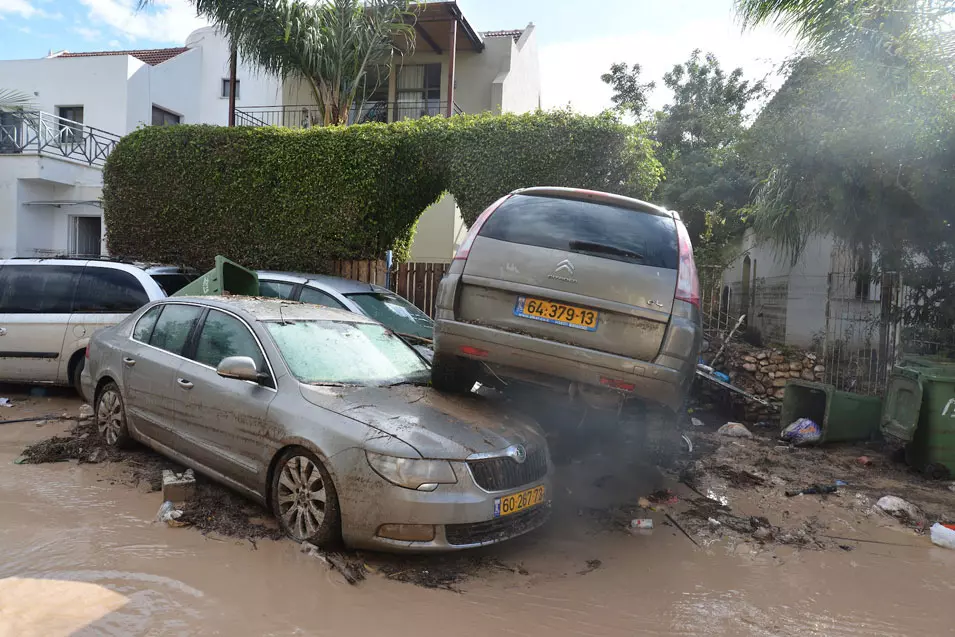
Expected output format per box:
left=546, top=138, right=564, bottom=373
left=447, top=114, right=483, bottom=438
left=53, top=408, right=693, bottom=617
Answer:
left=365, top=451, right=457, bottom=492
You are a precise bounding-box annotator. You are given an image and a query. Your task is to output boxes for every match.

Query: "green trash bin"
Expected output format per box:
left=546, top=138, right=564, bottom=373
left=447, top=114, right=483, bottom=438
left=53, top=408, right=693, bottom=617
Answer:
left=781, top=380, right=884, bottom=443
left=881, top=357, right=955, bottom=478
left=173, top=255, right=259, bottom=297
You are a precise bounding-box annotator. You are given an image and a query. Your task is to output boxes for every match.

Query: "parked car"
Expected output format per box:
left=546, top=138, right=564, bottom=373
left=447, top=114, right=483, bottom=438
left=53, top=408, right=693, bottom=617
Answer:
left=82, top=297, right=551, bottom=551
left=0, top=258, right=196, bottom=394
left=257, top=271, right=435, bottom=360
left=431, top=187, right=702, bottom=412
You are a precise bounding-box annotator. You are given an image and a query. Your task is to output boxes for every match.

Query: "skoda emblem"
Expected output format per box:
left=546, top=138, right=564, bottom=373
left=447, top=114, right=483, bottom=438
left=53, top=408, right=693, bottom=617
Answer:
left=507, top=444, right=527, bottom=464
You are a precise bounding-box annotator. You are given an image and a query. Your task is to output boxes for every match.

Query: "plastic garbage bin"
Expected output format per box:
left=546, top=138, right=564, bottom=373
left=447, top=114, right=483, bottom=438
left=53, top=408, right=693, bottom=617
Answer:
left=881, top=357, right=955, bottom=478
left=781, top=380, right=884, bottom=443
left=173, top=255, right=259, bottom=297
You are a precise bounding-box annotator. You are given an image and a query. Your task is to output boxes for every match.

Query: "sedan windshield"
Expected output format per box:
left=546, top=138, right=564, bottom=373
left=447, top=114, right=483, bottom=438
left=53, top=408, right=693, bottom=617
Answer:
left=344, top=292, right=433, bottom=342
left=265, top=320, right=430, bottom=386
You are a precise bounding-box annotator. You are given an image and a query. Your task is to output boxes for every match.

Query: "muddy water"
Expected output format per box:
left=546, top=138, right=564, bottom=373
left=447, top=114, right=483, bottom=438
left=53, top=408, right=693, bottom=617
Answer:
left=2, top=391, right=955, bottom=636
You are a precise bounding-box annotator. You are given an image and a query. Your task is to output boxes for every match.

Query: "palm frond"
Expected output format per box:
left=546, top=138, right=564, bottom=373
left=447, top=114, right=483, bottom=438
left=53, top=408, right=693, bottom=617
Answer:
left=0, top=88, right=34, bottom=112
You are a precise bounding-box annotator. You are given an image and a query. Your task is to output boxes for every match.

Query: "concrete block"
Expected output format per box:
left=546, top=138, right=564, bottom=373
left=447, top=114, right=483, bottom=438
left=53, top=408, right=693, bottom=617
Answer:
left=162, top=469, right=195, bottom=503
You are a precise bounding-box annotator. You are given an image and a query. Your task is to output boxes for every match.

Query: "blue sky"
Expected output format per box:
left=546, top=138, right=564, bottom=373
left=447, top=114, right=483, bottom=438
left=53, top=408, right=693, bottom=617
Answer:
left=0, top=0, right=796, bottom=112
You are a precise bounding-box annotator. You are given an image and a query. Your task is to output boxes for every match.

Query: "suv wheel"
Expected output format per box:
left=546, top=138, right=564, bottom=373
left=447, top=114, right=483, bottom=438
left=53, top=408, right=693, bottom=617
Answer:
left=431, top=354, right=479, bottom=394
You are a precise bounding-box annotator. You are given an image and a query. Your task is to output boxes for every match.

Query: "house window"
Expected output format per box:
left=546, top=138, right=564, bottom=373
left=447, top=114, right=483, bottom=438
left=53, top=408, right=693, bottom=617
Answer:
left=151, top=106, right=181, bottom=127
left=854, top=251, right=874, bottom=300
left=221, top=78, right=240, bottom=99
left=56, top=106, right=84, bottom=145
left=395, top=63, right=441, bottom=119
left=70, top=216, right=102, bottom=257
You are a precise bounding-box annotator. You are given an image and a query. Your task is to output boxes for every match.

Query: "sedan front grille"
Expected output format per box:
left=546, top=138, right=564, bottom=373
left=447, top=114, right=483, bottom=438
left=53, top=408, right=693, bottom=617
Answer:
left=467, top=448, right=547, bottom=492
left=445, top=505, right=550, bottom=546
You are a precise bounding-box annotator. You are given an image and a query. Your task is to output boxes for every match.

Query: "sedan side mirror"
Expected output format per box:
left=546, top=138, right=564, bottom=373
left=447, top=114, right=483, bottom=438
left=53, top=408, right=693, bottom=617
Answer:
left=217, top=355, right=262, bottom=382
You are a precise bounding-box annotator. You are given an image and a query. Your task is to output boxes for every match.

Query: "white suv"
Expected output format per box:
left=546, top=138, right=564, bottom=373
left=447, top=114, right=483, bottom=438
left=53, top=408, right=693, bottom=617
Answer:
left=0, top=258, right=185, bottom=394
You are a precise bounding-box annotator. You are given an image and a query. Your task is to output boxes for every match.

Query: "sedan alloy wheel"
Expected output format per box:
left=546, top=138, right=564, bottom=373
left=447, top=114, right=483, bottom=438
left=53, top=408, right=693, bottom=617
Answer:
left=96, top=382, right=130, bottom=447
left=271, top=448, right=340, bottom=546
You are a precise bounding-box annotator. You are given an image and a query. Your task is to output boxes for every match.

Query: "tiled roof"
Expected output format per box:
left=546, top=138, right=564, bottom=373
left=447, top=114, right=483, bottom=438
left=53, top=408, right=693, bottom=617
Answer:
left=56, top=47, right=190, bottom=66
left=481, top=29, right=524, bottom=42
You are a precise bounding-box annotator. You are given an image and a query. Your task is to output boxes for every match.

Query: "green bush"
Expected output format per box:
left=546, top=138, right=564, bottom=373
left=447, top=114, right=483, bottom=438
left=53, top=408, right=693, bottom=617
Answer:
left=103, top=111, right=662, bottom=270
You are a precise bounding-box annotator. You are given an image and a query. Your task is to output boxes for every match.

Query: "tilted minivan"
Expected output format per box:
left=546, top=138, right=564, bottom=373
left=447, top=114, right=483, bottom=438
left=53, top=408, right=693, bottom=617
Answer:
left=431, top=187, right=702, bottom=412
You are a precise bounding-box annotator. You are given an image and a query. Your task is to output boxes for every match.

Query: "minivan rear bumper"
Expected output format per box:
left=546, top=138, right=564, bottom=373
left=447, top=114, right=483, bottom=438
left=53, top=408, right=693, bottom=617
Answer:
left=434, top=319, right=697, bottom=411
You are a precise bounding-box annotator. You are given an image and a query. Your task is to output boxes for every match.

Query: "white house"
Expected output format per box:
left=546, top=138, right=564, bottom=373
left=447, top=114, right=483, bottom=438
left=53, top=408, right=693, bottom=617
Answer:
left=236, top=1, right=542, bottom=263
left=0, top=28, right=280, bottom=259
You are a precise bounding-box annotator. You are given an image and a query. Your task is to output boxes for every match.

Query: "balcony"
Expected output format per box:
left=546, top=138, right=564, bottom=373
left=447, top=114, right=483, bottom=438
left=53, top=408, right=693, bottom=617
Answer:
left=0, top=111, right=120, bottom=168
left=235, top=100, right=463, bottom=128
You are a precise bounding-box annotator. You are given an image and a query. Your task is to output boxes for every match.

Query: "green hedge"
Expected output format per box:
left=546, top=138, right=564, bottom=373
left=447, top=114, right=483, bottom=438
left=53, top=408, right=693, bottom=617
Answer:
left=103, top=111, right=662, bottom=271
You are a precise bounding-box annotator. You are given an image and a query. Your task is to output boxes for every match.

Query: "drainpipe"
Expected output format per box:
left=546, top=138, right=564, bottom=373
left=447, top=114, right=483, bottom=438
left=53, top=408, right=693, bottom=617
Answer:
left=446, top=18, right=457, bottom=116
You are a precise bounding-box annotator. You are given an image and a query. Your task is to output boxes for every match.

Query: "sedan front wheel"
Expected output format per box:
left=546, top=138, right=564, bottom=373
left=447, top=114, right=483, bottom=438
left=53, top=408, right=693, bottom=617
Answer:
left=271, top=447, right=341, bottom=547
left=95, top=382, right=131, bottom=448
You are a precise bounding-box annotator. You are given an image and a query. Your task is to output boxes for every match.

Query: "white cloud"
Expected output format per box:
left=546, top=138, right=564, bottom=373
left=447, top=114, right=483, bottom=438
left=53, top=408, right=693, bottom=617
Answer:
left=540, top=20, right=799, bottom=115
left=72, top=26, right=103, bottom=41
left=108, top=39, right=122, bottom=48
left=19, top=26, right=31, bottom=33
left=78, top=0, right=208, bottom=44
left=1, top=0, right=38, bottom=18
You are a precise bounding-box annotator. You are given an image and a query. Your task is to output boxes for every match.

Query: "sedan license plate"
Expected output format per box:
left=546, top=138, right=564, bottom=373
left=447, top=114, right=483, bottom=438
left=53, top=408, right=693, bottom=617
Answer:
left=514, top=296, right=598, bottom=331
left=494, top=485, right=546, bottom=518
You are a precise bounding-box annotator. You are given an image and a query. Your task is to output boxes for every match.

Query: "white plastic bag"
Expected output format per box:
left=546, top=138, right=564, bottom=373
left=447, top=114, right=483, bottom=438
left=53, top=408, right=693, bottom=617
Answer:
left=930, top=523, right=955, bottom=550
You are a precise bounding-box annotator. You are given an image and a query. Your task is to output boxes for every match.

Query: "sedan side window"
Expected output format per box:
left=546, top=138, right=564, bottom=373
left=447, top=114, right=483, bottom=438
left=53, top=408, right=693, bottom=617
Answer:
left=149, top=304, right=202, bottom=355
left=193, top=309, right=265, bottom=371
left=132, top=306, right=162, bottom=342
left=259, top=280, right=297, bottom=300
left=299, top=286, right=347, bottom=310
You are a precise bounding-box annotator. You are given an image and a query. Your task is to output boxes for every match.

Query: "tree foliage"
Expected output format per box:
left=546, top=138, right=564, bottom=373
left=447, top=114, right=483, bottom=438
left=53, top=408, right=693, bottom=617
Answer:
left=601, top=62, right=655, bottom=119
left=103, top=111, right=662, bottom=271
left=0, top=88, right=33, bottom=111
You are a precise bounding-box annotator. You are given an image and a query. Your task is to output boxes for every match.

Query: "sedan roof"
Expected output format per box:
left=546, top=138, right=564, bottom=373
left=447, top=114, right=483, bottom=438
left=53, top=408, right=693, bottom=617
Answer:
left=166, top=296, right=378, bottom=323
left=258, top=270, right=385, bottom=295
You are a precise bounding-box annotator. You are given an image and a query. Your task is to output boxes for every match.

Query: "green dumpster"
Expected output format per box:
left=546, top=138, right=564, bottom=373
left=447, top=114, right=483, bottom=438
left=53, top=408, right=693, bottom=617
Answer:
left=881, top=357, right=955, bottom=478
left=781, top=380, right=884, bottom=443
left=173, top=255, right=259, bottom=297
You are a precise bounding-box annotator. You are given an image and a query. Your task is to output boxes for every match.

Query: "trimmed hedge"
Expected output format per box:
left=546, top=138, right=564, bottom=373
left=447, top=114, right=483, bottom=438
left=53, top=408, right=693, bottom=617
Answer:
left=103, top=111, right=662, bottom=271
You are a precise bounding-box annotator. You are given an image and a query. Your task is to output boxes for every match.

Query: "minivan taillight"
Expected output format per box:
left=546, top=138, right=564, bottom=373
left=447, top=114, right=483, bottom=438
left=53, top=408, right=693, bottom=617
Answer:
left=453, top=194, right=510, bottom=261
left=85, top=344, right=90, bottom=359
left=674, top=220, right=700, bottom=308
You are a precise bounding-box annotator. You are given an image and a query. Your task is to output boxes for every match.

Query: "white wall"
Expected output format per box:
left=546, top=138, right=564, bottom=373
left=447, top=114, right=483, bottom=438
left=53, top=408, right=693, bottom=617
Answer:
left=185, top=27, right=282, bottom=125
left=0, top=55, right=130, bottom=133
left=499, top=26, right=541, bottom=113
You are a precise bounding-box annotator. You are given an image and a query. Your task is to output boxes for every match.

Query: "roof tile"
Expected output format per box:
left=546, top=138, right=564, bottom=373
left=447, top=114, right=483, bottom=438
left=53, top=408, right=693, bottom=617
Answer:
left=57, top=47, right=190, bottom=66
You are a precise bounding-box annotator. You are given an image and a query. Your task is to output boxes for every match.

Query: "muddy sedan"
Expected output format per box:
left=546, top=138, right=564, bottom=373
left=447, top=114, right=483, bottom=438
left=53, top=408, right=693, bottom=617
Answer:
left=81, top=297, right=551, bottom=551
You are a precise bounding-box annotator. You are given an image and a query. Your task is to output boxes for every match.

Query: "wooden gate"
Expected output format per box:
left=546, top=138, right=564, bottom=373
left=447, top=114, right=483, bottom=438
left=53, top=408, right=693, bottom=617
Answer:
left=329, top=259, right=449, bottom=317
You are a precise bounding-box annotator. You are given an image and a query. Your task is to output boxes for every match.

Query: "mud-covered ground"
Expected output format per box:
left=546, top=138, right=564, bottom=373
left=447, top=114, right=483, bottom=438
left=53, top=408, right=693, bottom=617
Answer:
left=4, top=384, right=955, bottom=636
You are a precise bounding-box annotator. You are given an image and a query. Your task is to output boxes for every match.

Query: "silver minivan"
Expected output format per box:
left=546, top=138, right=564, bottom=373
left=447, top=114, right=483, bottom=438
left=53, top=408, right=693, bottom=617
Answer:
left=431, top=187, right=702, bottom=412
left=0, top=258, right=191, bottom=393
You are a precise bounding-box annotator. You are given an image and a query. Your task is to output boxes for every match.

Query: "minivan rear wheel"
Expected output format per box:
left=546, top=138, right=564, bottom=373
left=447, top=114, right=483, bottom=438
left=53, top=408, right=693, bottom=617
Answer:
left=431, top=354, right=479, bottom=394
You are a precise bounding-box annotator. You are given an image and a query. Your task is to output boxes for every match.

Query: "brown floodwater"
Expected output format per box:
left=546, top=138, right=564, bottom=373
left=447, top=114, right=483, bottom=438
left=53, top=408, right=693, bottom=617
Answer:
left=2, top=389, right=955, bottom=636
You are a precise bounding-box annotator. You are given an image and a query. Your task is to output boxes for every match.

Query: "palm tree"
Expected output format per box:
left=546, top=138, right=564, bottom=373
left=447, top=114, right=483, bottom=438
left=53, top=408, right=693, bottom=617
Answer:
left=0, top=89, right=33, bottom=112
left=138, top=0, right=414, bottom=126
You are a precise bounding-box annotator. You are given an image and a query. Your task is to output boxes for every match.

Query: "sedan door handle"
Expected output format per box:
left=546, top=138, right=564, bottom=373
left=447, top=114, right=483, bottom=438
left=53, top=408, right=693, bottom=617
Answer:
left=0, top=327, right=6, bottom=336
left=122, top=357, right=136, bottom=367
left=177, top=378, right=194, bottom=390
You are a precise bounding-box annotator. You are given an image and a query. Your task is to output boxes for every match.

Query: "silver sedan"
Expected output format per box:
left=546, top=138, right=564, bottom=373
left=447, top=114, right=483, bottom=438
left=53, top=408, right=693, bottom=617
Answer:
left=81, top=297, right=552, bottom=551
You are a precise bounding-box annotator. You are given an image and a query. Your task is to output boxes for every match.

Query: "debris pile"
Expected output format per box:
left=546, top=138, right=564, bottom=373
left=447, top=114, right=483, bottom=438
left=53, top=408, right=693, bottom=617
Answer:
left=698, top=342, right=826, bottom=422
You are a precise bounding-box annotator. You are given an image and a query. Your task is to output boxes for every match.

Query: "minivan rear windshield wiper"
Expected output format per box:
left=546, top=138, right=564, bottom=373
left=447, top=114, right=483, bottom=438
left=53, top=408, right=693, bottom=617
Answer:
left=568, top=240, right=644, bottom=261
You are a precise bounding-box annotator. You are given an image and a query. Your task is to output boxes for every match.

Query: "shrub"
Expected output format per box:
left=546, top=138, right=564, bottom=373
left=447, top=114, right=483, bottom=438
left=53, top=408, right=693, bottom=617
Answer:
left=103, top=111, right=662, bottom=270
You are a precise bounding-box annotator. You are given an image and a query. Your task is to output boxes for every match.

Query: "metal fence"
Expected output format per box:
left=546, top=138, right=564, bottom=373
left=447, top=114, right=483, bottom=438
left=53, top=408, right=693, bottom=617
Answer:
left=0, top=110, right=120, bottom=167
left=235, top=101, right=463, bottom=128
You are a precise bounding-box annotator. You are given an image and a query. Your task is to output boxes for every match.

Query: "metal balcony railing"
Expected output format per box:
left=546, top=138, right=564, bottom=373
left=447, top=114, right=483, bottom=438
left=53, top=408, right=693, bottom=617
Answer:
left=235, top=100, right=463, bottom=128
left=0, top=110, right=121, bottom=167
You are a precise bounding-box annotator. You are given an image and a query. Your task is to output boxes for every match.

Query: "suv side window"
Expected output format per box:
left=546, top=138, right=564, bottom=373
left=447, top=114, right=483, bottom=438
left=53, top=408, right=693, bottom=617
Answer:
left=132, top=306, right=163, bottom=342
left=74, top=267, right=150, bottom=313
left=259, top=280, right=297, bottom=300
left=0, top=265, right=81, bottom=313
left=300, top=286, right=346, bottom=310
left=148, top=304, right=202, bottom=355
left=193, top=309, right=265, bottom=371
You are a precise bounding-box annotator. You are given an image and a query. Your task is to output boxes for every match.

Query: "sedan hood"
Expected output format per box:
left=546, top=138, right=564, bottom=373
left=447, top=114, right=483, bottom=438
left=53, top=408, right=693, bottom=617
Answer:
left=300, top=384, right=545, bottom=460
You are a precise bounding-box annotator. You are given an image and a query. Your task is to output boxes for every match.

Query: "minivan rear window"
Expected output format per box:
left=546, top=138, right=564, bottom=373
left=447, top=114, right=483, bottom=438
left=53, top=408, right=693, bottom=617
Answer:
left=477, top=194, right=679, bottom=270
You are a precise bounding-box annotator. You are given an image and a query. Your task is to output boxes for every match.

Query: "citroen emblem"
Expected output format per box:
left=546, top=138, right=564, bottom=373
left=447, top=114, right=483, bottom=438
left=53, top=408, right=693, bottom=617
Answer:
left=547, top=259, right=577, bottom=283
left=507, top=444, right=527, bottom=464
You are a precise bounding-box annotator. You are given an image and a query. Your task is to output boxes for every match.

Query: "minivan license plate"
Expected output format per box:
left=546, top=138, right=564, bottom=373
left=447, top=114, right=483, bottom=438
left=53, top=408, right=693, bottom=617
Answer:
left=514, top=296, right=598, bottom=331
